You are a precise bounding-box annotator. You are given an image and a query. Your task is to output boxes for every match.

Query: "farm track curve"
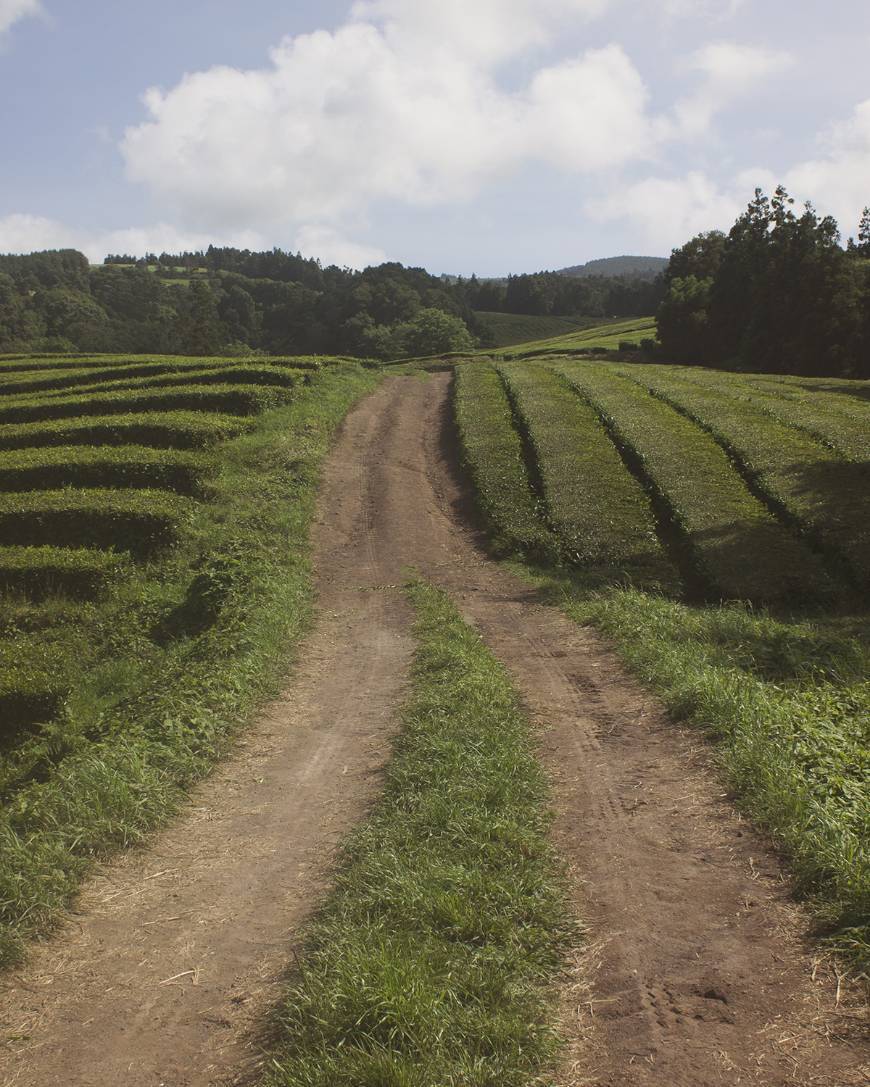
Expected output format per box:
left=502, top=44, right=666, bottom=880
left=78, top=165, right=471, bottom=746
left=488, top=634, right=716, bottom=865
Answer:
left=0, top=373, right=866, bottom=1086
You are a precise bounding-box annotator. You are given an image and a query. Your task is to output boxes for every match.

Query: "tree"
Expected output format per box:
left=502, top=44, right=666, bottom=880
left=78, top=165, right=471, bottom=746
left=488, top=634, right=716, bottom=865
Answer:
left=395, top=308, right=475, bottom=357
left=847, top=207, right=870, bottom=257
left=175, top=281, right=225, bottom=355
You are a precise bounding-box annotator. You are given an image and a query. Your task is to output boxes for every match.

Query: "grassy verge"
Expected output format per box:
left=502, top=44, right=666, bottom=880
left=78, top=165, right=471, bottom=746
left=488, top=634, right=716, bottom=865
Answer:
left=524, top=572, right=869, bottom=971
left=0, top=365, right=378, bottom=967
left=265, top=581, right=575, bottom=1087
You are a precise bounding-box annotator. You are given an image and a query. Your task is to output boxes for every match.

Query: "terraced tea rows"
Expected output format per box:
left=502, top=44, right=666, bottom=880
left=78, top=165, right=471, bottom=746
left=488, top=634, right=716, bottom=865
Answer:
left=455, top=355, right=869, bottom=963
left=614, top=366, right=870, bottom=589
left=456, top=357, right=865, bottom=606
left=500, top=316, right=657, bottom=359
left=0, top=352, right=379, bottom=962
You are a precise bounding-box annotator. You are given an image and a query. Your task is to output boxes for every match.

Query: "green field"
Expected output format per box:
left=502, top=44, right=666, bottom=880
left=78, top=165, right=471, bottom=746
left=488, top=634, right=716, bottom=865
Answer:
left=498, top=316, right=657, bottom=358
left=0, top=352, right=378, bottom=964
left=474, top=311, right=619, bottom=348
left=454, top=356, right=869, bottom=965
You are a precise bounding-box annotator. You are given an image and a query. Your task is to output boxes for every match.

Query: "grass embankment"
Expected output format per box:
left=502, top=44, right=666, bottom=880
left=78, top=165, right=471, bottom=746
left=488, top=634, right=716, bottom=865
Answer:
left=455, top=357, right=869, bottom=970
left=0, top=363, right=378, bottom=966
left=474, top=311, right=613, bottom=348
left=500, top=317, right=656, bottom=359
left=265, top=582, right=574, bottom=1087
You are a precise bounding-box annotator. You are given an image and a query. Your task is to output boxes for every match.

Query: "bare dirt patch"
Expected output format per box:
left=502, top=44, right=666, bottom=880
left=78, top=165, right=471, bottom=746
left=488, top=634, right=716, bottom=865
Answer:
left=0, top=373, right=866, bottom=1086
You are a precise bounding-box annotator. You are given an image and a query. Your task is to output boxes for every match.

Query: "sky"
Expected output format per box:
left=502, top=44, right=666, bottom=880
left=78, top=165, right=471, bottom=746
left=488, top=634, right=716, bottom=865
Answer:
left=0, top=0, right=868, bottom=275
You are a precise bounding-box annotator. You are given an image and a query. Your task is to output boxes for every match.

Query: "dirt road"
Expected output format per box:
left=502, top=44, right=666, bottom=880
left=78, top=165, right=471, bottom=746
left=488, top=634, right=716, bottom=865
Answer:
left=0, top=374, right=865, bottom=1086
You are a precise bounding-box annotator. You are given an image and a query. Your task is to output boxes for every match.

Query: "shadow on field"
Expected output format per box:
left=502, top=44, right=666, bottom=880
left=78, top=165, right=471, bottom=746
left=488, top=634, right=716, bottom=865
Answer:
left=791, top=381, right=870, bottom=402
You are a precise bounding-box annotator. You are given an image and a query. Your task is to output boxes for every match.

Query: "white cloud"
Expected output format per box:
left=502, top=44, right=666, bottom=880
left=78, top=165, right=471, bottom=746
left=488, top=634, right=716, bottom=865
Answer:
left=676, top=42, right=793, bottom=136
left=0, top=213, right=265, bottom=263
left=120, top=4, right=664, bottom=239
left=663, top=0, right=746, bottom=18
left=527, top=46, right=661, bottom=170
left=585, top=97, right=870, bottom=254
left=294, top=225, right=387, bottom=269
left=784, top=99, right=870, bottom=235
left=350, top=1, right=613, bottom=64
left=0, top=0, right=41, bottom=37
left=586, top=171, right=745, bottom=251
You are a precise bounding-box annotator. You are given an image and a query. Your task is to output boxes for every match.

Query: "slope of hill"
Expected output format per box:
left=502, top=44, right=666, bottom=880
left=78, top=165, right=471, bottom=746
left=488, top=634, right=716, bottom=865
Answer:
left=474, top=311, right=612, bottom=348
left=558, top=256, right=669, bottom=279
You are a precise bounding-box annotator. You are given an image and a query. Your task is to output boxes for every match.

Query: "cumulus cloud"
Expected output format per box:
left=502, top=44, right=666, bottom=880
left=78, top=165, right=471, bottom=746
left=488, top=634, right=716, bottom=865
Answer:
left=585, top=171, right=746, bottom=251
left=675, top=42, right=793, bottom=136
left=0, top=213, right=266, bottom=263
left=120, top=2, right=667, bottom=239
left=350, top=0, right=613, bottom=64
left=785, top=99, right=870, bottom=235
left=586, top=97, right=870, bottom=253
left=0, top=0, right=41, bottom=37
left=663, top=0, right=746, bottom=18
left=294, top=225, right=387, bottom=269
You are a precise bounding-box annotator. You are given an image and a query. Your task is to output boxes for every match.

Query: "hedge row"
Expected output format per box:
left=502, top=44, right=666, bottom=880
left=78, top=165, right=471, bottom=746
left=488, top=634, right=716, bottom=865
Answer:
left=0, top=363, right=199, bottom=397
left=453, top=362, right=554, bottom=557
left=0, top=489, right=192, bottom=559
left=0, top=354, right=330, bottom=377
left=626, top=370, right=870, bottom=590
left=669, top=368, right=869, bottom=463
left=0, top=637, right=67, bottom=742
left=0, top=411, right=253, bottom=453
left=30, top=364, right=305, bottom=402
left=557, top=363, right=833, bottom=605
left=501, top=364, right=677, bottom=591
left=0, top=445, right=213, bottom=497
left=0, top=545, right=128, bottom=601
left=0, top=383, right=296, bottom=425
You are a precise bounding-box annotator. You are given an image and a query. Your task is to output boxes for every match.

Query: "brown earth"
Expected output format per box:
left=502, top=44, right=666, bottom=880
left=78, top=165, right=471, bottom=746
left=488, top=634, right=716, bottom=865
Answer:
left=0, top=373, right=866, bottom=1086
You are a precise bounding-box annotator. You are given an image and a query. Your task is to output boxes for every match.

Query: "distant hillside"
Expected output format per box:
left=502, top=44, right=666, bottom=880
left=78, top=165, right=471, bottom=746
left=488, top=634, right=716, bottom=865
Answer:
left=558, top=256, right=669, bottom=280
left=474, top=312, right=607, bottom=348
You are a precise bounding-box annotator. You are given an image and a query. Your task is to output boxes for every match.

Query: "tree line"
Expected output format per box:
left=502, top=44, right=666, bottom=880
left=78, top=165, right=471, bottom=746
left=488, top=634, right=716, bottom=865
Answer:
left=0, top=244, right=661, bottom=360
left=657, top=189, right=870, bottom=378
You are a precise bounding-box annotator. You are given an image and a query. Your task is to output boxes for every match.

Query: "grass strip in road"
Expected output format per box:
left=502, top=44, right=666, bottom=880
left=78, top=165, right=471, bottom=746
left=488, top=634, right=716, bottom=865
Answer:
left=453, top=361, right=555, bottom=559
left=265, top=581, right=575, bottom=1087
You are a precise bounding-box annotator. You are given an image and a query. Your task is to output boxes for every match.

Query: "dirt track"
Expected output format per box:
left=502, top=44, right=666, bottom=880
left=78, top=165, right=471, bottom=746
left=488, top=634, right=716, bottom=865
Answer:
left=0, top=374, right=866, bottom=1086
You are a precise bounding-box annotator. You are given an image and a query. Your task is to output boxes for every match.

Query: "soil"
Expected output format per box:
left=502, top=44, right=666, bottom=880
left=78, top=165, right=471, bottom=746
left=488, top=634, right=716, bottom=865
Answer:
left=0, top=373, right=866, bottom=1086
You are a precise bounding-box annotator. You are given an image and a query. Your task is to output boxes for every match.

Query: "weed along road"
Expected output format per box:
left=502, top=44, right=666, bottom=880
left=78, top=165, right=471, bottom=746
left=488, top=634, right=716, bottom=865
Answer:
left=1, top=374, right=866, bottom=1086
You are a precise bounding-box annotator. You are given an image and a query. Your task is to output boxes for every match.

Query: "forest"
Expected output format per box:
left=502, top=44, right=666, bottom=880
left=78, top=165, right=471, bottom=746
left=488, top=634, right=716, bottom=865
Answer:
left=0, top=246, right=660, bottom=360
left=657, top=189, right=870, bottom=378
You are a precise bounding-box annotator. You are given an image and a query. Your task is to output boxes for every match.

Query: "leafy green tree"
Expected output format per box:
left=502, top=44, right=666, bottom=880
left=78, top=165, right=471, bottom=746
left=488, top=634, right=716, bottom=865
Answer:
left=175, top=281, right=225, bottom=355
left=656, top=276, right=713, bottom=362
left=396, top=307, right=475, bottom=357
